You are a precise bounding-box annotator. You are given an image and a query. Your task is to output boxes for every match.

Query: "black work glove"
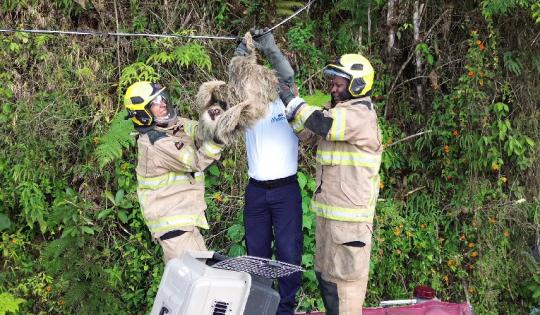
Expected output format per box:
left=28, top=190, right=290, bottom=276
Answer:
left=234, top=38, right=251, bottom=57
left=279, top=81, right=296, bottom=106
left=250, top=28, right=277, bottom=56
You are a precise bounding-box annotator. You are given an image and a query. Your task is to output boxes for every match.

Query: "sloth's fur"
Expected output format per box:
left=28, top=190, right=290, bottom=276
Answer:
left=195, top=33, right=279, bottom=145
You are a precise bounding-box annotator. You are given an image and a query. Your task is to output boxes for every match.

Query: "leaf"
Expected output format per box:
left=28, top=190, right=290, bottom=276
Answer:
left=227, top=224, right=244, bottom=242
left=297, top=171, right=307, bottom=189
left=82, top=226, right=95, bottom=235
left=114, top=189, right=125, bottom=205
left=97, top=209, right=112, bottom=220
left=228, top=244, right=246, bottom=257
left=524, top=136, right=535, bottom=148
left=208, top=164, right=220, bottom=177
left=105, top=191, right=116, bottom=206
left=307, top=179, right=317, bottom=192
left=302, top=214, right=313, bottom=229
left=0, top=213, right=11, bottom=231
left=118, top=210, right=129, bottom=224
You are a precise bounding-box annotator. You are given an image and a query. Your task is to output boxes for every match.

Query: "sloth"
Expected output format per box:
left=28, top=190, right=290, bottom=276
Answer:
left=195, top=32, right=279, bottom=145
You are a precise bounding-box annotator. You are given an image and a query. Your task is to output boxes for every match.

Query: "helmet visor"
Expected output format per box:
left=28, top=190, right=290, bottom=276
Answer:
left=150, top=92, right=177, bottom=125
left=323, top=67, right=351, bottom=80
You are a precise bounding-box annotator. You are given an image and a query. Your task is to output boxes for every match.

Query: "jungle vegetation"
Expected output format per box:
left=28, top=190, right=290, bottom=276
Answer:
left=0, top=0, right=539, bottom=314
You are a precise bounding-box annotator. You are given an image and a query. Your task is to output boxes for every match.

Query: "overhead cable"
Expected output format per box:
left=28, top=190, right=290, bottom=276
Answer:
left=0, top=0, right=314, bottom=40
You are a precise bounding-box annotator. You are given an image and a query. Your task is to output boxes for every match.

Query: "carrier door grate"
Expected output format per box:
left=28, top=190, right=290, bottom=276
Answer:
left=211, top=300, right=230, bottom=315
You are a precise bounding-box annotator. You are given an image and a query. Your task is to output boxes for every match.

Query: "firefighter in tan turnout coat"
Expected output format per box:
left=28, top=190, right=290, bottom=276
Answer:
left=124, top=81, right=223, bottom=262
left=281, top=54, right=383, bottom=315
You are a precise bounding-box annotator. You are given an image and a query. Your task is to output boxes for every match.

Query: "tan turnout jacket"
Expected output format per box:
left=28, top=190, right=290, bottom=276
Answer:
left=291, top=97, right=383, bottom=223
left=135, top=117, right=223, bottom=239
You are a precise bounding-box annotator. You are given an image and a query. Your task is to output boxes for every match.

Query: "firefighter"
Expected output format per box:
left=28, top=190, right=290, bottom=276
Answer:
left=124, top=81, right=224, bottom=262
left=280, top=54, right=383, bottom=315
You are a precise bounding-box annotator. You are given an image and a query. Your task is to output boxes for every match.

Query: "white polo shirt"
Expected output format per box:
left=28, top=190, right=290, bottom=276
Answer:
left=245, top=98, right=299, bottom=181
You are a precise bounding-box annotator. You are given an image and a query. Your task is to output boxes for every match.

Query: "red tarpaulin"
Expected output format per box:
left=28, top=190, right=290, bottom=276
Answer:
left=296, top=301, right=474, bottom=315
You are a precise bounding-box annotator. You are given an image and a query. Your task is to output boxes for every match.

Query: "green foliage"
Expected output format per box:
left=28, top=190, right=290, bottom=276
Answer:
left=95, top=110, right=135, bottom=169
left=482, top=0, right=536, bottom=19
left=533, top=3, right=540, bottom=23
left=0, top=292, right=26, bottom=315
left=503, top=51, right=523, bottom=75
left=147, top=42, right=212, bottom=71
left=302, top=90, right=330, bottom=107
left=274, top=0, right=304, bottom=17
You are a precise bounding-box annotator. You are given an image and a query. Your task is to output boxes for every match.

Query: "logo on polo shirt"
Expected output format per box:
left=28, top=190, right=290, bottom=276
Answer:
left=271, top=113, right=286, bottom=123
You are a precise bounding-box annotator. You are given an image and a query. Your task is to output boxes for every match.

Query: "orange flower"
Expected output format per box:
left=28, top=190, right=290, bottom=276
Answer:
left=503, top=230, right=510, bottom=237
left=479, top=43, right=485, bottom=51
left=447, top=259, right=454, bottom=267
left=394, top=228, right=402, bottom=236
left=475, top=40, right=482, bottom=46
left=443, top=145, right=450, bottom=153
left=459, top=234, right=466, bottom=241
left=443, top=275, right=449, bottom=283
left=488, top=217, right=497, bottom=224
left=447, top=175, right=452, bottom=180
left=467, top=70, right=475, bottom=77
left=468, top=242, right=475, bottom=248
left=11, top=239, right=17, bottom=244
left=46, top=286, right=52, bottom=292
left=59, top=300, right=65, bottom=305
left=420, top=223, right=427, bottom=229
left=452, top=130, right=460, bottom=137
left=379, top=181, right=385, bottom=190
left=470, top=251, right=478, bottom=258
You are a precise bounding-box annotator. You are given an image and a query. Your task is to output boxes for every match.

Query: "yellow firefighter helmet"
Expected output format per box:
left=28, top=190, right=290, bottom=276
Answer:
left=323, top=54, right=375, bottom=97
left=124, top=81, right=168, bottom=126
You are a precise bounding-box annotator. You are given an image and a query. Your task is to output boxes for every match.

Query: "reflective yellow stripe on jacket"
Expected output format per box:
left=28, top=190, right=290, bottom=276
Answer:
left=291, top=105, right=318, bottom=133
left=137, top=171, right=204, bottom=190
left=147, top=213, right=209, bottom=234
left=201, top=141, right=222, bottom=159
left=328, top=107, right=346, bottom=141
left=316, top=149, right=381, bottom=167
left=311, top=200, right=375, bottom=222
left=183, top=120, right=198, bottom=138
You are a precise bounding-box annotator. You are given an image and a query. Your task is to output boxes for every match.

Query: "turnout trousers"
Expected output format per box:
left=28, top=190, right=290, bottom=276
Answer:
left=315, top=216, right=373, bottom=315
left=244, top=176, right=303, bottom=315
left=157, top=227, right=207, bottom=263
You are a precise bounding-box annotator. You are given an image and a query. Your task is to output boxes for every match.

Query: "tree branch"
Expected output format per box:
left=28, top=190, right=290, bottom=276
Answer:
left=385, top=9, right=451, bottom=118
left=386, top=129, right=433, bottom=147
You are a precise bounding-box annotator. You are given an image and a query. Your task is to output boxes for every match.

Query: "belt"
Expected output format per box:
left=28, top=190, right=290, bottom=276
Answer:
left=249, top=174, right=297, bottom=189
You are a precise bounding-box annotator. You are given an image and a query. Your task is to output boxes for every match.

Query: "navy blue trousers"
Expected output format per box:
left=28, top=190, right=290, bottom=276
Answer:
left=244, top=179, right=303, bottom=315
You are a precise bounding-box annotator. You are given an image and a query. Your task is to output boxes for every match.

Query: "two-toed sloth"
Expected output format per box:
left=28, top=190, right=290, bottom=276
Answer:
left=195, top=32, right=279, bottom=145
